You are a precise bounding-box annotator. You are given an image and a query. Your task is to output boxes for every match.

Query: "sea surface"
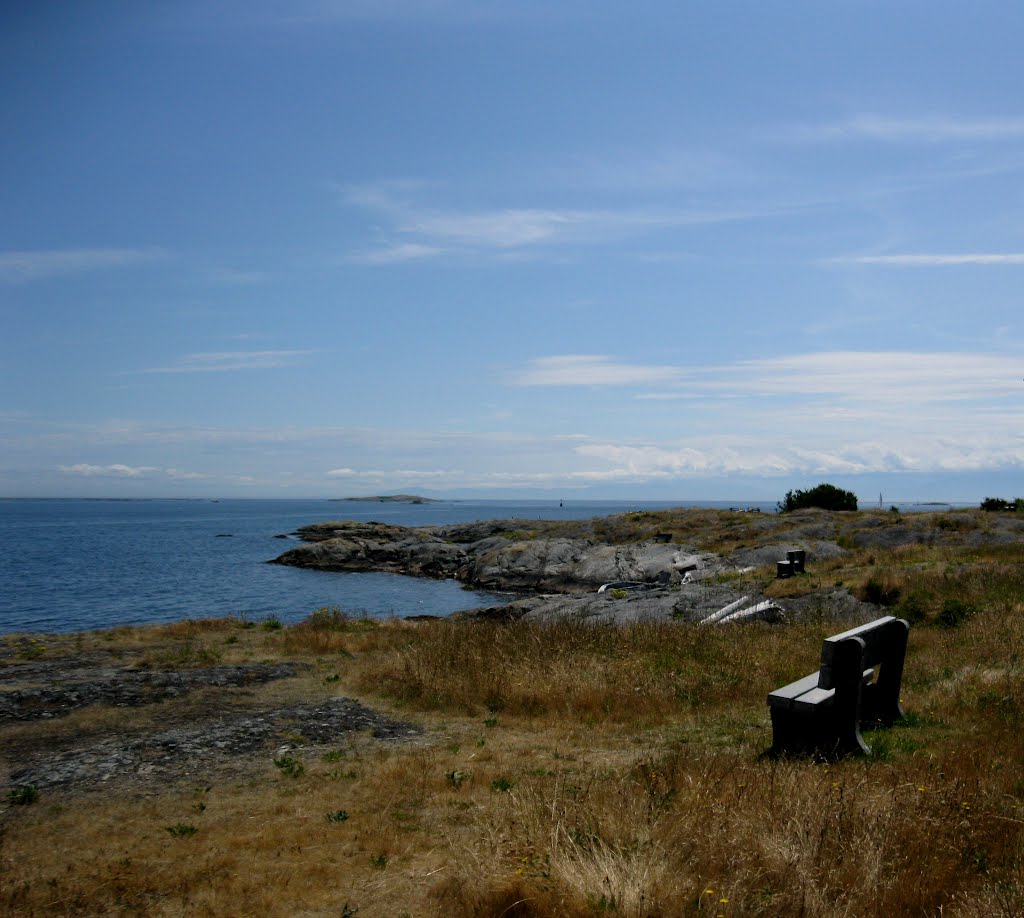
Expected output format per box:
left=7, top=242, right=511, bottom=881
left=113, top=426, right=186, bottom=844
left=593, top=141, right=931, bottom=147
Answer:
left=0, top=496, right=955, bottom=635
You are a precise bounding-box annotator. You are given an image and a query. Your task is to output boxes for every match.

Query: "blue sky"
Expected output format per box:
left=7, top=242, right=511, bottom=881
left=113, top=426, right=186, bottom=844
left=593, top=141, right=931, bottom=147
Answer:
left=3, top=1, right=1024, bottom=501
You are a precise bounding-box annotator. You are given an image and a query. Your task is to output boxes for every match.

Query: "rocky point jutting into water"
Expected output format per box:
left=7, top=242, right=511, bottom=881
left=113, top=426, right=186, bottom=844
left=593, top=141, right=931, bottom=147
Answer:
left=271, top=517, right=709, bottom=593
left=270, top=507, right=1024, bottom=625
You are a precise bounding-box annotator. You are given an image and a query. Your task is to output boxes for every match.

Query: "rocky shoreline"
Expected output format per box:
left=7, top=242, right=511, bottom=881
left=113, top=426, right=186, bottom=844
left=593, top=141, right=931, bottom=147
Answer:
left=271, top=518, right=710, bottom=593
left=267, top=509, right=919, bottom=625
left=269, top=506, right=1024, bottom=626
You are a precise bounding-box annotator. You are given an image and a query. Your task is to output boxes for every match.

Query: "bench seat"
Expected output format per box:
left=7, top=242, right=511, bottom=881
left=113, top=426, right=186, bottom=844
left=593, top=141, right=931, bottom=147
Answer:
left=769, top=668, right=875, bottom=712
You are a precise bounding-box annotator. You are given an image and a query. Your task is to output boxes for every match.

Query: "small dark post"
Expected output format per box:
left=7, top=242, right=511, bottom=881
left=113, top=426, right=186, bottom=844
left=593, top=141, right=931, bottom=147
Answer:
left=787, top=549, right=806, bottom=573
left=777, top=560, right=794, bottom=579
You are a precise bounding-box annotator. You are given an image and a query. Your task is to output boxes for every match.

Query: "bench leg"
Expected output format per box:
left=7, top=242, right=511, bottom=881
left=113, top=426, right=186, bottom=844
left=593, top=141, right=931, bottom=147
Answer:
left=770, top=706, right=858, bottom=758
left=861, top=619, right=909, bottom=727
left=769, top=707, right=812, bottom=757
left=827, top=637, right=870, bottom=757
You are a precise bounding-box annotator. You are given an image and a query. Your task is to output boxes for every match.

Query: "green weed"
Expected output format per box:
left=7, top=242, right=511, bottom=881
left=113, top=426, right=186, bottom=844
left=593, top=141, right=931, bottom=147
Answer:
left=165, top=823, right=197, bottom=838
left=7, top=784, right=39, bottom=805
left=273, top=755, right=305, bottom=778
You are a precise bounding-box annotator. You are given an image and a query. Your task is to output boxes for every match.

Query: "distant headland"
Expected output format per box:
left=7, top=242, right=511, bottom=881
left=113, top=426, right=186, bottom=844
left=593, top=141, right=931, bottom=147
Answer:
left=330, top=494, right=437, bottom=504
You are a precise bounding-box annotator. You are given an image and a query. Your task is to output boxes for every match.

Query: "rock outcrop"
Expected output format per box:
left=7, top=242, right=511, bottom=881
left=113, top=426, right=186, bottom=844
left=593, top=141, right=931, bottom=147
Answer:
left=270, top=505, right=1024, bottom=626
left=272, top=520, right=714, bottom=593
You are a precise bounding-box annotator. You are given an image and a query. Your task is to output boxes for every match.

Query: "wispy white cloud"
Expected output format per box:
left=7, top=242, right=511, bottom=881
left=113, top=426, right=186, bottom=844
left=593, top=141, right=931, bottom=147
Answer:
left=570, top=434, right=1024, bottom=481
left=510, top=355, right=683, bottom=387
left=57, top=463, right=211, bottom=480
left=792, top=114, right=1024, bottom=144
left=832, top=253, right=1024, bottom=266
left=327, top=467, right=454, bottom=480
left=706, top=351, right=1024, bottom=405
left=315, top=417, right=1024, bottom=488
left=21, top=346, right=1024, bottom=491
left=345, top=242, right=446, bottom=265
left=514, top=350, right=1024, bottom=406
left=403, top=208, right=594, bottom=248
left=137, top=350, right=314, bottom=374
left=337, top=181, right=801, bottom=262
left=0, top=247, right=168, bottom=283
left=59, top=463, right=159, bottom=478
left=505, top=350, right=1024, bottom=481
left=549, top=148, right=752, bottom=192
left=166, top=468, right=209, bottom=480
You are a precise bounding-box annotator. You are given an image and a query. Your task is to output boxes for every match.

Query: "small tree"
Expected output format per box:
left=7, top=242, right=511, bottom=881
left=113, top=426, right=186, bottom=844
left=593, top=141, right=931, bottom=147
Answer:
left=777, top=482, right=858, bottom=513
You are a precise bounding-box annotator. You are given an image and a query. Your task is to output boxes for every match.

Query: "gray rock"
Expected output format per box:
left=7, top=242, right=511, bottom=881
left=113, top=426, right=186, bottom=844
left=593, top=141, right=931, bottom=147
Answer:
left=8, top=697, right=419, bottom=792
left=273, top=523, right=706, bottom=593
left=783, top=589, right=882, bottom=622
left=727, top=540, right=846, bottom=569
left=845, top=524, right=935, bottom=549
left=0, top=662, right=307, bottom=724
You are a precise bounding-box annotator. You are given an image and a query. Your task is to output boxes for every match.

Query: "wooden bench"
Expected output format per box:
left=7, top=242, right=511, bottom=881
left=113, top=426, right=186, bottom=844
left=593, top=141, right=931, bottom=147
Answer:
left=767, top=616, right=910, bottom=758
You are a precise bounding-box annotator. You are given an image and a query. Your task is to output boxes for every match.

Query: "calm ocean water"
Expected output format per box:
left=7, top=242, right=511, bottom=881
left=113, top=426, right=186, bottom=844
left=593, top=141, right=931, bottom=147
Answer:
left=0, top=497, right=780, bottom=635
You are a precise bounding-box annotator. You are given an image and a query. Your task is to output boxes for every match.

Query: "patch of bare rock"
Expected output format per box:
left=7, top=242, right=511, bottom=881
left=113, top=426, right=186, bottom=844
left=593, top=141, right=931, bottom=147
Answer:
left=0, top=661, right=305, bottom=724
left=1, top=656, right=419, bottom=796
left=6, top=696, right=419, bottom=793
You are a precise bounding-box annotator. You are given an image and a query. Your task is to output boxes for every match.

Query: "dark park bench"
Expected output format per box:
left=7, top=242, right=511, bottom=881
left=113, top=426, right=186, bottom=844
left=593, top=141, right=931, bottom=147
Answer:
left=767, top=616, right=910, bottom=758
left=776, top=549, right=806, bottom=578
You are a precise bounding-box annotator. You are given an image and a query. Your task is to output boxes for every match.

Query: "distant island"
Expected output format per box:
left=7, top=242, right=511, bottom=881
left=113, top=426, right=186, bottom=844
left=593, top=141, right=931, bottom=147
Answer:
left=330, top=494, right=437, bottom=504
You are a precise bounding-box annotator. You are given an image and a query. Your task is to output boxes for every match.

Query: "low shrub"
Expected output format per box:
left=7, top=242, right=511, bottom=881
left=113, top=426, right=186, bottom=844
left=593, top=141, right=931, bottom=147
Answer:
left=273, top=755, right=305, bottom=778
left=897, top=592, right=929, bottom=624
left=165, top=823, right=197, bottom=838
left=304, top=607, right=350, bottom=631
left=938, top=599, right=975, bottom=629
left=857, top=574, right=902, bottom=607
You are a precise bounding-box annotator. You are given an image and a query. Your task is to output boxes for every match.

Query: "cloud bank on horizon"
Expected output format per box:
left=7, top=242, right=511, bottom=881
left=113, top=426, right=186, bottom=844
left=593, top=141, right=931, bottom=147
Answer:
left=2, top=2, right=1024, bottom=500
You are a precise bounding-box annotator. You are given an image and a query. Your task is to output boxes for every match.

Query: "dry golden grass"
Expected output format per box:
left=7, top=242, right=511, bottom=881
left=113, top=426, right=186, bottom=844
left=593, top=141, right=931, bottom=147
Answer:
left=5, top=526, right=1024, bottom=916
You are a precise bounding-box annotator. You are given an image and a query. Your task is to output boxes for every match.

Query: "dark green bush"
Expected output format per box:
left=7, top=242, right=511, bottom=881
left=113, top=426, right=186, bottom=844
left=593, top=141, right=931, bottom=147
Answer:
left=861, top=577, right=901, bottom=607
left=938, top=599, right=975, bottom=629
left=897, top=592, right=929, bottom=624
left=980, top=497, right=1024, bottom=512
left=778, top=483, right=858, bottom=513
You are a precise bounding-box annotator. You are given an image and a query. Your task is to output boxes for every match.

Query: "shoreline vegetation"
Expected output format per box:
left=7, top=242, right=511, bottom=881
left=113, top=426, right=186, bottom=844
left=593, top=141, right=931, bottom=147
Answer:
left=4, top=505, right=1024, bottom=915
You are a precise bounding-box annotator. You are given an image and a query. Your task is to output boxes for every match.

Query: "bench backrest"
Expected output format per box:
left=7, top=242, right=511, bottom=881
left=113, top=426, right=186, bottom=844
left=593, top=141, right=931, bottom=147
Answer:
left=818, top=616, right=907, bottom=690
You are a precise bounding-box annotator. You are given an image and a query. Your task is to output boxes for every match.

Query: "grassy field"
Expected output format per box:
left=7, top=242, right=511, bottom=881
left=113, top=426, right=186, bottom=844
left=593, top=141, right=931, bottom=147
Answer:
left=3, top=509, right=1024, bottom=916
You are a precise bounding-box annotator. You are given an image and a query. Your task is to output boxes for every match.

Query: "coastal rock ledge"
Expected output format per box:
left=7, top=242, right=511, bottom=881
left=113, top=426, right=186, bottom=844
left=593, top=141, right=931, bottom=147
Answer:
left=270, top=518, right=708, bottom=594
